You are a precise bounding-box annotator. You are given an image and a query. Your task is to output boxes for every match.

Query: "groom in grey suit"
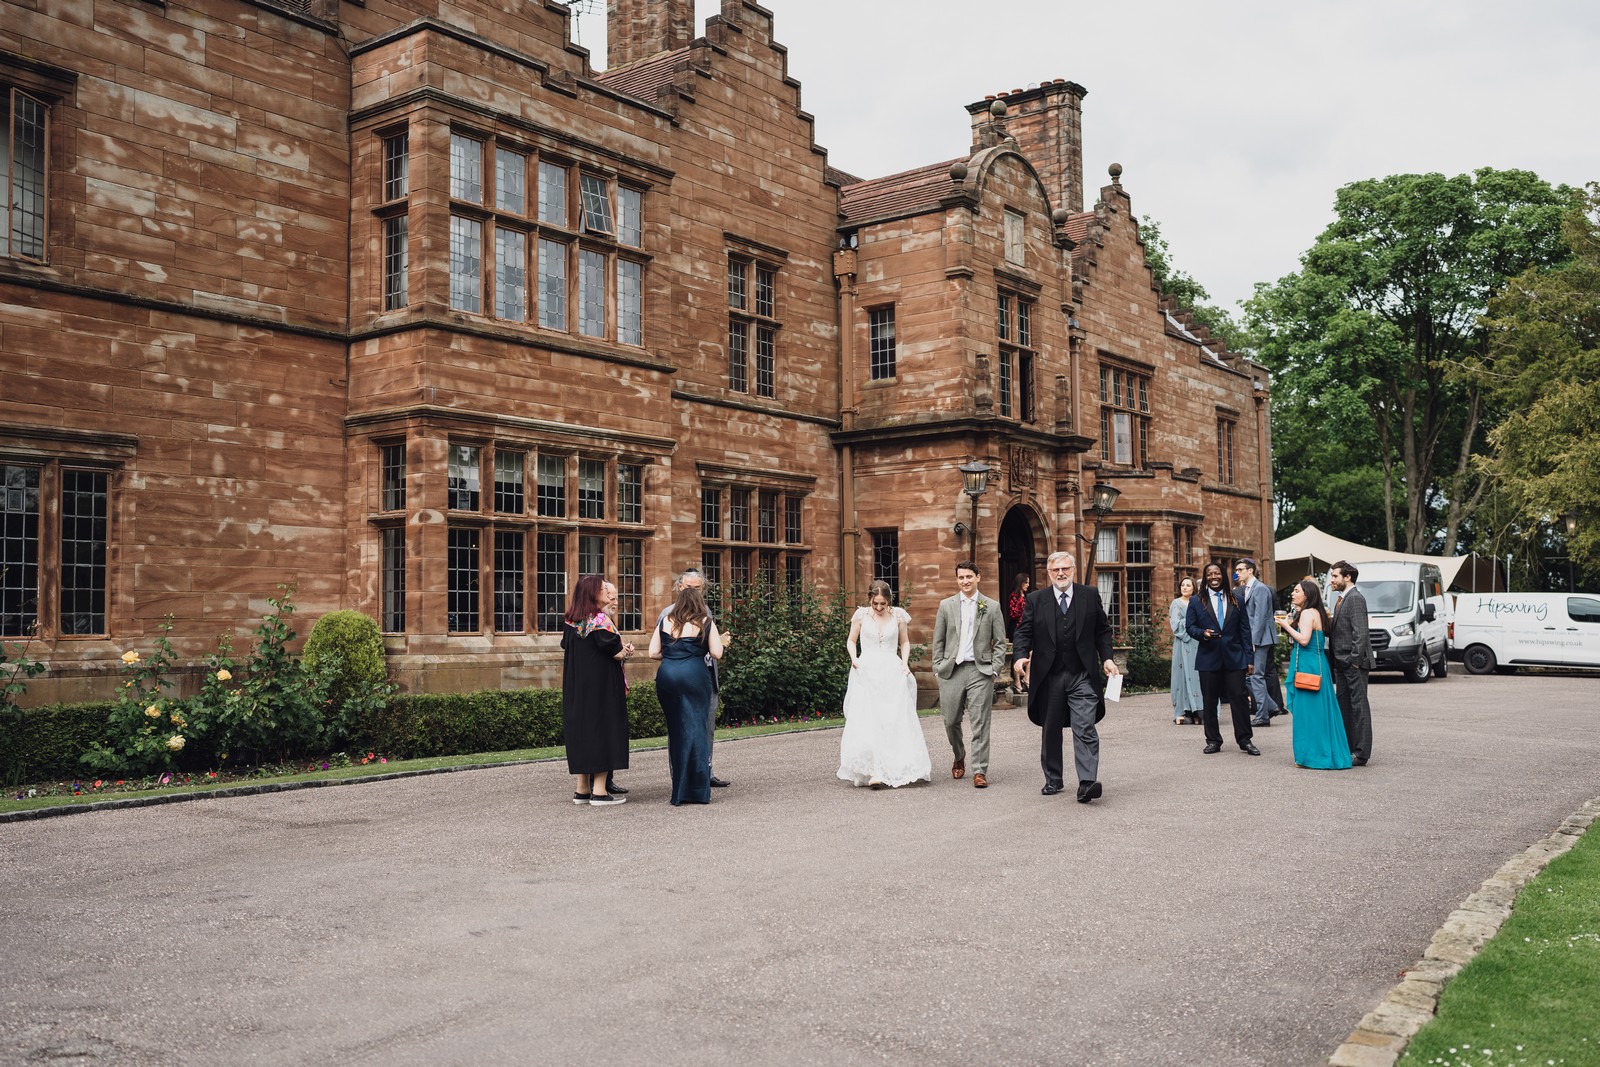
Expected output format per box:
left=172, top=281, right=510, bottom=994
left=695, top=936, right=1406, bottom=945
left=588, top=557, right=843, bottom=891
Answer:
left=931, top=560, right=1007, bottom=789
left=1235, top=558, right=1280, bottom=726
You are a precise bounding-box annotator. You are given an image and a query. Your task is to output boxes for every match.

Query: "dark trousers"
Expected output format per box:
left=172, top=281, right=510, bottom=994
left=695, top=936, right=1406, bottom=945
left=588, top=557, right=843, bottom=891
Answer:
left=1039, top=667, right=1101, bottom=787
left=1199, top=668, right=1253, bottom=747
left=1333, top=662, right=1372, bottom=761
left=1265, top=653, right=1286, bottom=717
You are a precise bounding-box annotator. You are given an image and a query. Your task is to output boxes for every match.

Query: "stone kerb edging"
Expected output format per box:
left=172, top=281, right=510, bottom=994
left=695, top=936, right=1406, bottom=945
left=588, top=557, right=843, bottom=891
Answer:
left=1329, top=796, right=1600, bottom=1067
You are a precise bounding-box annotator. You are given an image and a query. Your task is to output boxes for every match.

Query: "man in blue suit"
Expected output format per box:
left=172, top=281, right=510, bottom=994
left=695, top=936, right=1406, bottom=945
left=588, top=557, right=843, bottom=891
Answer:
left=1185, top=561, right=1259, bottom=756
left=1234, top=557, right=1280, bottom=727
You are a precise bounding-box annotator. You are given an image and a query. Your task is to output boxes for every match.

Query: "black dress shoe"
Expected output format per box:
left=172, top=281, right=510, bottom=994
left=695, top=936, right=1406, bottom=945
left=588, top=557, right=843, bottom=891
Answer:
left=1352, top=756, right=1368, bottom=766
left=1202, top=742, right=1222, bottom=754
left=709, top=776, right=730, bottom=788
left=1076, top=780, right=1103, bottom=803
left=1252, top=718, right=1271, bottom=727
left=1041, top=783, right=1064, bottom=796
left=1240, top=742, right=1261, bottom=756
left=605, top=780, right=629, bottom=795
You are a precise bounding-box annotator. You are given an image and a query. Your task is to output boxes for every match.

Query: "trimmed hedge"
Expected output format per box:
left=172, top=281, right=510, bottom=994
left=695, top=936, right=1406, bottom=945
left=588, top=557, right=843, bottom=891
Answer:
left=1, top=701, right=119, bottom=784
left=2, top=683, right=669, bottom=781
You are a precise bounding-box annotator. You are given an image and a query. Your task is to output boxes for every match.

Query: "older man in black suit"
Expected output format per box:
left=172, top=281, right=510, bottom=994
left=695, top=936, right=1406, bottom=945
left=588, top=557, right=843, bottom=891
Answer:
left=1186, top=560, right=1260, bottom=756
left=1012, top=550, right=1119, bottom=802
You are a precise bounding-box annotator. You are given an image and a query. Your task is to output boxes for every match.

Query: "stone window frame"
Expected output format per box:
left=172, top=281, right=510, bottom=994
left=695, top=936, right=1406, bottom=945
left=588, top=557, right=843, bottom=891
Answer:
left=997, top=290, right=1038, bottom=423
left=370, top=435, right=650, bottom=636
left=1, top=52, right=76, bottom=266
left=698, top=465, right=811, bottom=594
left=867, top=304, right=897, bottom=381
left=0, top=430, right=128, bottom=641
left=443, top=126, right=647, bottom=347
left=726, top=242, right=785, bottom=399
left=870, top=529, right=901, bottom=606
left=1216, top=412, right=1238, bottom=486
left=1098, top=358, right=1152, bottom=469
left=1093, top=522, right=1154, bottom=639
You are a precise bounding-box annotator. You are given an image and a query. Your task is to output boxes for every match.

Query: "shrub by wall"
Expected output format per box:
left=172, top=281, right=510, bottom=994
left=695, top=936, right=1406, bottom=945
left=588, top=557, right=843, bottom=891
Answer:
left=1, top=701, right=116, bottom=784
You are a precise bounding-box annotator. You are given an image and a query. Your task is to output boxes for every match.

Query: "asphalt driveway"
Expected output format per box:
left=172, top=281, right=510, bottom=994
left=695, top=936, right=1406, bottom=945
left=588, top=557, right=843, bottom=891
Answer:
left=2, top=670, right=1596, bottom=1066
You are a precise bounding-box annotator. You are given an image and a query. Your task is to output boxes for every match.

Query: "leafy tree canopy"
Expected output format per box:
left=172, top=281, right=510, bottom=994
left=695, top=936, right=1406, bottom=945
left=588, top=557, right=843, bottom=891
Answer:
left=1477, top=183, right=1600, bottom=586
left=1245, top=168, right=1574, bottom=554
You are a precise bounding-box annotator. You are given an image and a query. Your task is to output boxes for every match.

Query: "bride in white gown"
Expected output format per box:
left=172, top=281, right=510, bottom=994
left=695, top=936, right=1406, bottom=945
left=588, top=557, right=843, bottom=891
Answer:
left=837, top=581, right=932, bottom=788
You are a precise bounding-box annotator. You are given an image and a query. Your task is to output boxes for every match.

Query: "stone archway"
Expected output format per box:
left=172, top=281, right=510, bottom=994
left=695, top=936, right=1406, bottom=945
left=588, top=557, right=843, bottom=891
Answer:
left=998, top=505, right=1042, bottom=633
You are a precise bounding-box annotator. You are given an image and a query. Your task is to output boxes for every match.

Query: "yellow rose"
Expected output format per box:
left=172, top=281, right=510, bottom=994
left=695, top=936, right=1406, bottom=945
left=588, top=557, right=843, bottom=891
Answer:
left=166, top=735, right=186, bottom=752
left=216, top=668, right=232, bottom=682
left=145, top=705, right=161, bottom=718
left=121, top=650, right=141, bottom=664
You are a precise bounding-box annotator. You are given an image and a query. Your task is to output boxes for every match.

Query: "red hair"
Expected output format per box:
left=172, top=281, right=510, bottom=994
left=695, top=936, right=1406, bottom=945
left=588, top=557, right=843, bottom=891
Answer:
left=565, top=574, right=606, bottom=624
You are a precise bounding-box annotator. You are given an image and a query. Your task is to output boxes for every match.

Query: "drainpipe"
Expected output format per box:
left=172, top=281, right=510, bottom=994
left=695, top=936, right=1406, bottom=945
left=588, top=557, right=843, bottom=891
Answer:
left=834, top=243, right=860, bottom=599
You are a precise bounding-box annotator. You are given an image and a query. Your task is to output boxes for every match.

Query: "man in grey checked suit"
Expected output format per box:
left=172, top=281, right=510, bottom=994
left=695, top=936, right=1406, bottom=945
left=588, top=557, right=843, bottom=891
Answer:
left=931, top=560, right=1008, bottom=789
left=1328, top=560, right=1375, bottom=765
left=1235, top=558, right=1280, bottom=727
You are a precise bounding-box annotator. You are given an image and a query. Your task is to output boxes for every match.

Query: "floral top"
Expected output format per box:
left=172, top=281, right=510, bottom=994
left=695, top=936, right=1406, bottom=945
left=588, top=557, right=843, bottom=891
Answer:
left=574, top=610, right=619, bottom=640
left=1007, top=591, right=1028, bottom=626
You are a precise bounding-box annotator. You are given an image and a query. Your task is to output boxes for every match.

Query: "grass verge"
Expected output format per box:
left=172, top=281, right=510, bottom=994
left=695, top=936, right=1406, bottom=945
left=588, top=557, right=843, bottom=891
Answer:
left=0, top=715, right=847, bottom=815
left=1396, top=825, right=1600, bottom=1067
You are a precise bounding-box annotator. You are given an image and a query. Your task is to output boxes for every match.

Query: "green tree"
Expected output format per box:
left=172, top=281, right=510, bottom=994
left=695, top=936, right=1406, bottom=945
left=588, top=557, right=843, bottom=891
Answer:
left=1477, top=183, right=1600, bottom=585
left=1138, top=217, right=1248, bottom=352
left=1246, top=169, right=1573, bottom=553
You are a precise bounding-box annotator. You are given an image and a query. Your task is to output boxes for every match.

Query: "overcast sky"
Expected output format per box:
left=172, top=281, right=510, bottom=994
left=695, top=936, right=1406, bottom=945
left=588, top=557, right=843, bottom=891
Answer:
left=572, top=0, right=1600, bottom=315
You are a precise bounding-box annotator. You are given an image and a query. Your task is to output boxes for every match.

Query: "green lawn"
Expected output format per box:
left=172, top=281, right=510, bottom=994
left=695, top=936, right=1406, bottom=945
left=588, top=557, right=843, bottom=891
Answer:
left=1, top=715, right=848, bottom=815
left=1397, top=825, right=1600, bottom=1067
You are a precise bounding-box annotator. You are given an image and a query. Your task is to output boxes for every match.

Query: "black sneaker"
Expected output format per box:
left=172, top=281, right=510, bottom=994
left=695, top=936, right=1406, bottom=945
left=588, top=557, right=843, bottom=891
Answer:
left=588, top=793, right=627, bottom=806
left=606, top=781, right=630, bottom=795
left=572, top=793, right=592, bottom=805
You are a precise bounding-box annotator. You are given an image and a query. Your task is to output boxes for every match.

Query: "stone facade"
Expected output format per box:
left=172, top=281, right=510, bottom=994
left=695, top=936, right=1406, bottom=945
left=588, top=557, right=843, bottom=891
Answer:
left=1, top=0, right=1271, bottom=704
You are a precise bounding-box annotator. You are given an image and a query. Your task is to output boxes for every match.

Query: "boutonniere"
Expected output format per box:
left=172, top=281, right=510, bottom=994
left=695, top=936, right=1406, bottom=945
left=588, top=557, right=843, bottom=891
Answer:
left=975, top=600, right=988, bottom=618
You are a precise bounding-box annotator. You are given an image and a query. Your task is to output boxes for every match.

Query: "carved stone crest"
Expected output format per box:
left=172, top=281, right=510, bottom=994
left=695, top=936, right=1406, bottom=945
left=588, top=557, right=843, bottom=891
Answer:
left=1008, top=446, right=1038, bottom=491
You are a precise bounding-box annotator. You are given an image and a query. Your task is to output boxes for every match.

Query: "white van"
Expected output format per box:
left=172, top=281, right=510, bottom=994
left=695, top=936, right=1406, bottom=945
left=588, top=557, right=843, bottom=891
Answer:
left=1342, top=560, right=1452, bottom=683
left=1450, top=593, right=1600, bottom=673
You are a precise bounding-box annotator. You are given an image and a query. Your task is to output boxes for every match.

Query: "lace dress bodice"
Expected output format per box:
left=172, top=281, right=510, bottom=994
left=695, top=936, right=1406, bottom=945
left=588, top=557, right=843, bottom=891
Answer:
left=854, top=607, right=909, bottom=657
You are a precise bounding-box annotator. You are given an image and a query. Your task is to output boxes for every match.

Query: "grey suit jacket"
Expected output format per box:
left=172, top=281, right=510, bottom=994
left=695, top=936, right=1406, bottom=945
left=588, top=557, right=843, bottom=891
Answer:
left=1329, top=586, right=1376, bottom=670
left=1242, top=580, right=1277, bottom=647
left=931, top=593, right=1007, bottom=679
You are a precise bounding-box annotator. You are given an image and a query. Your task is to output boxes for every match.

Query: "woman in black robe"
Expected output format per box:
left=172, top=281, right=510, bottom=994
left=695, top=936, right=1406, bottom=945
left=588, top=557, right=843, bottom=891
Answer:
left=561, top=574, right=634, bottom=806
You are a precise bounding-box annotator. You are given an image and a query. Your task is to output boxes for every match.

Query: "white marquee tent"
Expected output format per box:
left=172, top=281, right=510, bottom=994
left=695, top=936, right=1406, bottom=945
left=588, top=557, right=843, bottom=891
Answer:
left=1272, top=525, right=1507, bottom=592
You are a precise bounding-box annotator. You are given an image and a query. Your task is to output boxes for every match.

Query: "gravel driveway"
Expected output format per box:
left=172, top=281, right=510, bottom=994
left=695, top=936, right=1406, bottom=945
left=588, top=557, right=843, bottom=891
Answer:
left=2, top=670, right=1595, bottom=1066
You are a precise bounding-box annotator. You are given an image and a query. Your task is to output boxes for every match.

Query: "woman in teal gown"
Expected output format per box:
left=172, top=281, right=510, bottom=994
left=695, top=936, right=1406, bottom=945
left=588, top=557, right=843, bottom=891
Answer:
left=1275, top=579, right=1352, bottom=770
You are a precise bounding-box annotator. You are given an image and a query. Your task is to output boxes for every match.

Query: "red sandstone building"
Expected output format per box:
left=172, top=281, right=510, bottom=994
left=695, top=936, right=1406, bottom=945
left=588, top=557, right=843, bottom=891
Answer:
left=1, top=0, right=1272, bottom=702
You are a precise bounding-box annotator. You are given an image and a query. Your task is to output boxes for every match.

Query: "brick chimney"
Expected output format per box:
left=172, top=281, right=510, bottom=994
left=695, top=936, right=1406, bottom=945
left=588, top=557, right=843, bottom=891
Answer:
left=966, top=80, right=1088, bottom=214
left=607, top=0, right=695, bottom=69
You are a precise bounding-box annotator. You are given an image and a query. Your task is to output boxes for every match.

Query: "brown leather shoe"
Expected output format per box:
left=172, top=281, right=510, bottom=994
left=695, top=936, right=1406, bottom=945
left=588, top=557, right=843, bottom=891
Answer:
left=972, top=773, right=988, bottom=789
left=952, top=759, right=965, bottom=780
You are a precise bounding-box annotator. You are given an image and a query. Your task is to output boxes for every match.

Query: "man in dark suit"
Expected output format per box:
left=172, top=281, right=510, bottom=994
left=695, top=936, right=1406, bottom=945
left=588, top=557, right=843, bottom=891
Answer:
left=1012, top=550, right=1119, bottom=802
left=1185, top=561, right=1259, bottom=756
left=1328, top=560, right=1375, bottom=765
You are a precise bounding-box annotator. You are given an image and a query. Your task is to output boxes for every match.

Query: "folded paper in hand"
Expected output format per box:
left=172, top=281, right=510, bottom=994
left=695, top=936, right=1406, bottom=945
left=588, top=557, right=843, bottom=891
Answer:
left=1104, top=674, right=1123, bottom=702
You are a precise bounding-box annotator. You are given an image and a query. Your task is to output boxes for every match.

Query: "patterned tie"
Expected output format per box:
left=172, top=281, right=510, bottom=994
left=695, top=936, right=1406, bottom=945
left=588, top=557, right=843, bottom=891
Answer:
left=1058, top=589, right=1070, bottom=615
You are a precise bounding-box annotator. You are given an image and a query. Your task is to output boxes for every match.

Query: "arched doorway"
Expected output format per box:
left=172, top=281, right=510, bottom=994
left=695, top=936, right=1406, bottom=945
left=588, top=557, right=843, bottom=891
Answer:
left=998, top=505, right=1041, bottom=633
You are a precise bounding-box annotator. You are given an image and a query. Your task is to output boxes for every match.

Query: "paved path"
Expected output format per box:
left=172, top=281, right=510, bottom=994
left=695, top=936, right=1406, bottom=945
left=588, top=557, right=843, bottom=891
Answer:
left=3, top=671, right=1596, bottom=1066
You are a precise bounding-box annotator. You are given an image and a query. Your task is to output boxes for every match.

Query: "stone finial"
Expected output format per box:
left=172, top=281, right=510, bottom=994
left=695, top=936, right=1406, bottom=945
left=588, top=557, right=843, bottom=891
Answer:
left=989, top=99, right=1006, bottom=118
left=1108, top=162, right=1123, bottom=186
left=1051, top=208, right=1069, bottom=225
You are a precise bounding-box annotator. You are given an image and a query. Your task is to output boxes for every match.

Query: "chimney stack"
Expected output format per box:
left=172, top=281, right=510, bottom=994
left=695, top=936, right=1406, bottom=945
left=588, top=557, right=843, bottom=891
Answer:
left=606, top=0, right=695, bottom=69
left=966, top=80, right=1087, bottom=215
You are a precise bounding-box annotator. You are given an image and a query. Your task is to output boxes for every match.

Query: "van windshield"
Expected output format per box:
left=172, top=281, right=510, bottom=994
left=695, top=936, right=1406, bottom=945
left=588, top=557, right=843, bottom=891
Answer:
left=1363, top=580, right=1416, bottom=615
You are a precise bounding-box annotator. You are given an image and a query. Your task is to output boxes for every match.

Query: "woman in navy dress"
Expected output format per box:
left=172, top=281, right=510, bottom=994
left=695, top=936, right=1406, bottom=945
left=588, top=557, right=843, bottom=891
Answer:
left=1275, top=578, right=1351, bottom=770
left=649, top=583, right=724, bottom=805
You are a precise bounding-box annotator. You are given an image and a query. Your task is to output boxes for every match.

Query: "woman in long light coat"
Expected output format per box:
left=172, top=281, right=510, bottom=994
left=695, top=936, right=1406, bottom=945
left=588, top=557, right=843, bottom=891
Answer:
left=1168, top=576, right=1203, bottom=724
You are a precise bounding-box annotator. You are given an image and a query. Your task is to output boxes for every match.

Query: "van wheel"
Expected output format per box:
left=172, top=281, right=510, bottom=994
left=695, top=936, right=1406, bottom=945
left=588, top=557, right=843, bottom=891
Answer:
left=1434, top=652, right=1448, bottom=678
left=1407, top=653, right=1432, bottom=683
left=1463, top=645, right=1497, bottom=675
